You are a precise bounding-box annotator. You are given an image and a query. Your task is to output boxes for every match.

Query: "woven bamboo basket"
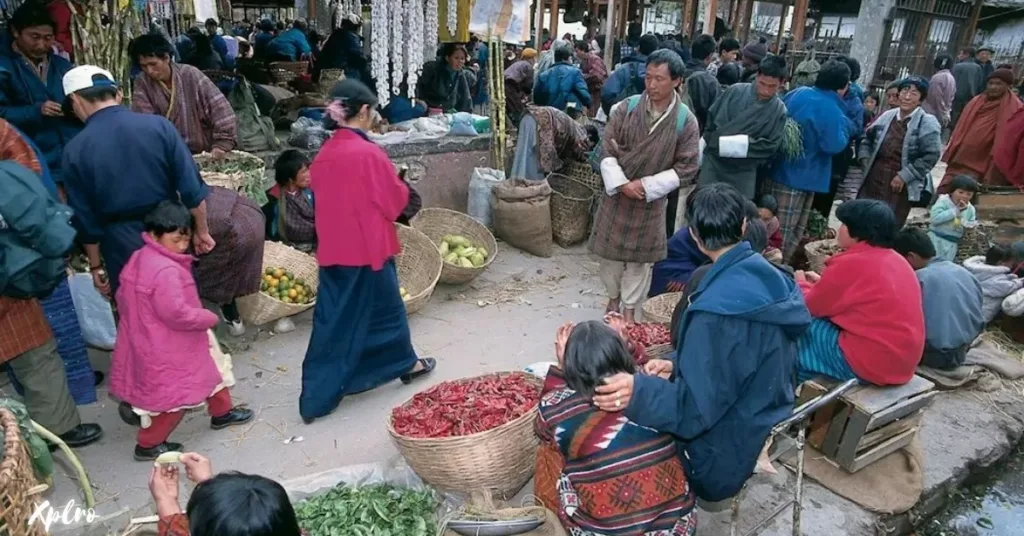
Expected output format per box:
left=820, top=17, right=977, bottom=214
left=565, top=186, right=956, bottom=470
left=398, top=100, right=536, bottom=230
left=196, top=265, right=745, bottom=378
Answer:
left=547, top=173, right=594, bottom=247
left=642, top=292, right=682, bottom=326
left=904, top=218, right=995, bottom=263
left=645, top=343, right=673, bottom=361
left=194, top=150, right=267, bottom=204
left=804, top=238, right=842, bottom=274
left=236, top=242, right=319, bottom=326
left=387, top=372, right=542, bottom=497
left=395, top=224, right=442, bottom=315
left=0, top=408, right=45, bottom=536
left=411, top=208, right=497, bottom=285
left=269, top=61, right=308, bottom=86
left=318, top=68, right=345, bottom=95
left=564, top=159, right=603, bottom=194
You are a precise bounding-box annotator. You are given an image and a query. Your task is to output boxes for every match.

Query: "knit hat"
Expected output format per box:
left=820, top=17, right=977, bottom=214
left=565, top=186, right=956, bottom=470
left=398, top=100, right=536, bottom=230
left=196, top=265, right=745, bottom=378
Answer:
left=741, top=41, right=768, bottom=63
left=521, top=48, right=538, bottom=60
left=988, top=68, right=1015, bottom=86
left=898, top=76, right=929, bottom=100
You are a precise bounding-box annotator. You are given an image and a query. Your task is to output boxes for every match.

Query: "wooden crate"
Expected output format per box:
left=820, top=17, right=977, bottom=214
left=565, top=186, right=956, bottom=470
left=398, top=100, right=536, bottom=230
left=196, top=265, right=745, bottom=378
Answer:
left=798, top=375, right=935, bottom=473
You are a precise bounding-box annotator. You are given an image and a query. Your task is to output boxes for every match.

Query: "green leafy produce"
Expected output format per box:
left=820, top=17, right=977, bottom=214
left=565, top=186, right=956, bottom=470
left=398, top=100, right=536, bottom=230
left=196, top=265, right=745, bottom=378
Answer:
left=806, top=209, right=830, bottom=240
left=294, top=483, right=436, bottom=536
left=781, top=118, right=804, bottom=161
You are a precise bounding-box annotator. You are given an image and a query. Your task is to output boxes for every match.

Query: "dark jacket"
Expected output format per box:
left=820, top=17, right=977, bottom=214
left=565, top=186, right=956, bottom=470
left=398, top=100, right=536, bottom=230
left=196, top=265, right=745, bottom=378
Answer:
left=534, top=62, right=591, bottom=111
left=0, top=35, right=81, bottom=184
left=626, top=242, right=811, bottom=502
left=684, top=59, right=721, bottom=133
left=952, top=59, right=984, bottom=102
left=416, top=61, right=473, bottom=113
left=649, top=227, right=709, bottom=297
left=601, top=53, right=647, bottom=114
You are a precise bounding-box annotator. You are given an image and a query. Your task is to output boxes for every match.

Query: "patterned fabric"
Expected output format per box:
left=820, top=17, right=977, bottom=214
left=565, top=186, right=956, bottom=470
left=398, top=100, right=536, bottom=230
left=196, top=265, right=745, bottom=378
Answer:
left=536, top=367, right=695, bottom=536
left=858, top=115, right=911, bottom=227
left=132, top=64, right=238, bottom=154
left=280, top=188, right=316, bottom=245
left=590, top=94, right=701, bottom=264
left=796, top=318, right=856, bottom=384
left=760, top=178, right=814, bottom=263
left=0, top=118, right=41, bottom=175
left=157, top=514, right=190, bottom=536
left=0, top=297, right=52, bottom=363
left=39, top=279, right=96, bottom=404
left=194, top=187, right=265, bottom=305
left=527, top=106, right=589, bottom=174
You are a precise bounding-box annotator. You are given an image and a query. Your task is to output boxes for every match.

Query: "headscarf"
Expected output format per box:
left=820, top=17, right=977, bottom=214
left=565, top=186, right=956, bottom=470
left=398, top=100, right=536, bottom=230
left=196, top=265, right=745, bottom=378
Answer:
left=521, top=48, right=537, bottom=60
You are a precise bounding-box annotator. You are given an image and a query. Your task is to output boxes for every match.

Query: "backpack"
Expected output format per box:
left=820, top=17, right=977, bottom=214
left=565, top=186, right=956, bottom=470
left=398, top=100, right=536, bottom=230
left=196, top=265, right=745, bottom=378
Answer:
left=792, top=50, right=821, bottom=89
left=589, top=95, right=690, bottom=173
left=0, top=162, right=76, bottom=299
left=610, top=62, right=645, bottom=111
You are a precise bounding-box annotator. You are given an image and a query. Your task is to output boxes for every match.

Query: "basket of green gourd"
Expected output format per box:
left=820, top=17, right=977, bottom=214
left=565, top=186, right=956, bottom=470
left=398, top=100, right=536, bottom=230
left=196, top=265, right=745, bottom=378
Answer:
left=411, top=208, right=497, bottom=285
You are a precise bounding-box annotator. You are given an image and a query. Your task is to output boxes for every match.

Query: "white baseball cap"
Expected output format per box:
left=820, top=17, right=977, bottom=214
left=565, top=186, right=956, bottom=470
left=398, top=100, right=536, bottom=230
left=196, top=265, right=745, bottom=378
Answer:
left=62, top=65, right=118, bottom=96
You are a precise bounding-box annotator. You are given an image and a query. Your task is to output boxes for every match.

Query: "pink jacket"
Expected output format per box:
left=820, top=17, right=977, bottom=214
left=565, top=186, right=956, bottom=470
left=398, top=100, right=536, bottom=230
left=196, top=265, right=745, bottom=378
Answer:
left=110, top=234, right=222, bottom=413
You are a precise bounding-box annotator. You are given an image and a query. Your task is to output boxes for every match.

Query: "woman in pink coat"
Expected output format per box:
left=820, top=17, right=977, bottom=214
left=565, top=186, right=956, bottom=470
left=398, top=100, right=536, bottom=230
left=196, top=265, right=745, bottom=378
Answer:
left=110, top=201, right=253, bottom=461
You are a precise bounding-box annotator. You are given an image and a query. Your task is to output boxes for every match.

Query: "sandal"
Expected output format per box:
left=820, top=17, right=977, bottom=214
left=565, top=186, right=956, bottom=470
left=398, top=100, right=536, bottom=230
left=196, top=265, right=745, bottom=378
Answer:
left=400, top=357, right=437, bottom=385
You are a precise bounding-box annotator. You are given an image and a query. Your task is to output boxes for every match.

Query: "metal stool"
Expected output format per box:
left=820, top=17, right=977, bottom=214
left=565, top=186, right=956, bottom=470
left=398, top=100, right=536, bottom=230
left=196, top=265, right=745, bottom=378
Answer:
left=730, top=378, right=862, bottom=536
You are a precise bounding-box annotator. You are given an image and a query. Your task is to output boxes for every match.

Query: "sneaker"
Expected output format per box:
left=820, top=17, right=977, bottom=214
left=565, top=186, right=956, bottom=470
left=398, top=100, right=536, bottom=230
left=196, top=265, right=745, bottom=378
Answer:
left=273, top=317, right=296, bottom=333
left=210, top=406, right=255, bottom=430
left=227, top=319, right=246, bottom=337
left=134, top=441, right=184, bottom=462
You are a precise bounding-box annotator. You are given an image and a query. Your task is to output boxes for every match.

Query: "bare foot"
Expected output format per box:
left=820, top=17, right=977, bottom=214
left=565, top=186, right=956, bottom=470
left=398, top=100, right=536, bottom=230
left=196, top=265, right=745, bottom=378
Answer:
left=623, top=308, right=636, bottom=324
left=605, top=298, right=621, bottom=314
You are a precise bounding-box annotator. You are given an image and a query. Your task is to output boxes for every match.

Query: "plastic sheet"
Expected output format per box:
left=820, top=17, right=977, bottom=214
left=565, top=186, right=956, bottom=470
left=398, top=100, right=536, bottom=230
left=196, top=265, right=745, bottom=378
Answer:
left=288, top=117, right=331, bottom=150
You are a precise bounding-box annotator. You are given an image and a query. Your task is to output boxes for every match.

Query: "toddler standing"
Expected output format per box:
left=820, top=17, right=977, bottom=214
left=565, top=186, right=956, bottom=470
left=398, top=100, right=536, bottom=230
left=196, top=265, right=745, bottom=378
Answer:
left=928, top=175, right=978, bottom=261
left=110, top=201, right=253, bottom=461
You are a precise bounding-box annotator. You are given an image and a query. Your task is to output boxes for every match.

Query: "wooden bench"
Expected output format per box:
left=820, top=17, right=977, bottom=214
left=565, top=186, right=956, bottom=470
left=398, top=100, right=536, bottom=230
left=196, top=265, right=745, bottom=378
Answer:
left=798, top=375, right=935, bottom=473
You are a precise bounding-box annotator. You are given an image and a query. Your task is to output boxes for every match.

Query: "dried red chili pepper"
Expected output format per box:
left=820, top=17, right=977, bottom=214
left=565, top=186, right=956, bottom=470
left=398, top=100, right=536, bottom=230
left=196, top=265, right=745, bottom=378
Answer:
left=625, top=322, right=670, bottom=348
left=391, top=373, right=541, bottom=438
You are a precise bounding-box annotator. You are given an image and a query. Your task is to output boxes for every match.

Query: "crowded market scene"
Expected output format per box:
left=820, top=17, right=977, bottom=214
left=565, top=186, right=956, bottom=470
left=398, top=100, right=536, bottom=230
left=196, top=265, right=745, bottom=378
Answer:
left=4, top=0, right=1024, bottom=534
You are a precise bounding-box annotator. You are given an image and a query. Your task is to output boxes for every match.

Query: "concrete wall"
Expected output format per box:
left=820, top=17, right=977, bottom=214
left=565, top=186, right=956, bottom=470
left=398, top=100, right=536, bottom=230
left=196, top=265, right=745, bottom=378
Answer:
left=849, top=0, right=896, bottom=89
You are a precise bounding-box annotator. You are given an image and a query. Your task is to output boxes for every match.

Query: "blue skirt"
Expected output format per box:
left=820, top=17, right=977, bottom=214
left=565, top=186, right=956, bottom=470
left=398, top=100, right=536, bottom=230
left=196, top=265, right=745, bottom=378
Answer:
left=796, top=318, right=857, bottom=384
left=3, top=279, right=97, bottom=405
left=299, top=260, right=418, bottom=420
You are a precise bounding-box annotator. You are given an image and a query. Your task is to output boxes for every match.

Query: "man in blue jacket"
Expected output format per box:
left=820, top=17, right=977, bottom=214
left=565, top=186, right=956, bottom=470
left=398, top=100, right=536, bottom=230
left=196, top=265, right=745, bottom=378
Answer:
left=594, top=182, right=811, bottom=502
left=533, top=46, right=591, bottom=112
left=267, top=19, right=312, bottom=62
left=767, top=60, right=855, bottom=262
left=0, top=4, right=80, bottom=188
left=601, top=34, right=659, bottom=114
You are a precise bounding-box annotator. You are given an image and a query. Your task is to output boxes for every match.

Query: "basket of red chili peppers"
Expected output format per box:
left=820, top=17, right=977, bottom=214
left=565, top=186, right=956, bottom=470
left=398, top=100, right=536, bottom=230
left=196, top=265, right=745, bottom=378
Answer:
left=387, top=372, right=543, bottom=497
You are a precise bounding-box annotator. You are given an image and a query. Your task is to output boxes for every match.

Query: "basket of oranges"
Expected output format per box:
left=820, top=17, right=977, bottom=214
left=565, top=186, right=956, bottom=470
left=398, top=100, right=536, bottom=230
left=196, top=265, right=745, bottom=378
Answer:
left=236, top=242, right=319, bottom=326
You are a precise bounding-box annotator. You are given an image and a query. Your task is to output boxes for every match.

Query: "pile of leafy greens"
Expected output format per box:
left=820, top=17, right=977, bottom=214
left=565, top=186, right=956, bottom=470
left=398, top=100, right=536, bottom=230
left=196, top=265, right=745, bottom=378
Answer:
left=294, top=483, right=436, bottom=536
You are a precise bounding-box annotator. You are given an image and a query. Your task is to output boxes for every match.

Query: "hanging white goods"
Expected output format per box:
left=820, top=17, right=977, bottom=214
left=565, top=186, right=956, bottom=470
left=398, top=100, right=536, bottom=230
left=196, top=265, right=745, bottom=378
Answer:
left=372, top=0, right=392, bottom=105
left=446, top=0, right=457, bottom=35
left=391, top=0, right=405, bottom=94
left=424, top=0, right=439, bottom=60
left=406, top=0, right=424, bottom=96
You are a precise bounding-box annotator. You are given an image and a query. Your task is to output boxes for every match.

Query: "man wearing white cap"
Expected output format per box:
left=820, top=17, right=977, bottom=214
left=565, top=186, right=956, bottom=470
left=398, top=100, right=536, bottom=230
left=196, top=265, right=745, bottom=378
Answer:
left=59, top=65, right=214, bottom=299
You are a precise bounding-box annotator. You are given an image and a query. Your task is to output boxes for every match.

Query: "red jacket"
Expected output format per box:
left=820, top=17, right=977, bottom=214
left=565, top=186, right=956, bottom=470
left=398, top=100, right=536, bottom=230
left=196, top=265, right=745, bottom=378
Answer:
left=311, top=128, right=407, bottom=270
left=798, top=242, right=925, bottom=385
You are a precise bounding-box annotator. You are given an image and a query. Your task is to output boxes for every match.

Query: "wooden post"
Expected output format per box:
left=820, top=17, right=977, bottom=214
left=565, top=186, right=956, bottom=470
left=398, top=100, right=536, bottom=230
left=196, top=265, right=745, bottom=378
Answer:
left=551, top=0, right=560, bottom=40
left=792, top=0, right=809, bottom=48
left=913, top=1, right=937, bottom=74
left=961, top=0, right=984, bottom=49
left=739, top=0, right=754, bottom=42
left=603, top=0, right=616, bottom=69
left=775, top=3, right=790, bottom=53
left=618, top=0, right=629, bottom=38
left=703, top=0, right=718, bottom=36
left=682, top=0, right=696, bottom=36
left=534, top=0, right=544, bottom=47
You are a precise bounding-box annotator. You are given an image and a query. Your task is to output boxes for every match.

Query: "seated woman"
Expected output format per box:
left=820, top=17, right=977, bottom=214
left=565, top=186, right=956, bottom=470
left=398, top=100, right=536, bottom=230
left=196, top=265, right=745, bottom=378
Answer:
left=269, top=150, right=316, bottom=253
left=416, top=43, right=475, bottom=113
left=150, top=452, right=301, bottom=536
left=509, top=105, right=598, bottom=181
left=536, top=321, right=696, bottom=535
left=795, top=199, right=925, bottom=385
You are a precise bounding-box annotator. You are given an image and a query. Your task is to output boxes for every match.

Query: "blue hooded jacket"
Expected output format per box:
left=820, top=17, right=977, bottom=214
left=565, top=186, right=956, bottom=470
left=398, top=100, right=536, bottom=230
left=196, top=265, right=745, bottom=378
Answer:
left=772, top=86, right=855, bottom=193
left=534, top=62, right=591, bottom=112
left=267, top=28, right=312, bottom=61
left=649, top=227, right=710, bottom=297
left=0, top=35, right=81, bottom=185
left=626, top=242, right=811, bottom=502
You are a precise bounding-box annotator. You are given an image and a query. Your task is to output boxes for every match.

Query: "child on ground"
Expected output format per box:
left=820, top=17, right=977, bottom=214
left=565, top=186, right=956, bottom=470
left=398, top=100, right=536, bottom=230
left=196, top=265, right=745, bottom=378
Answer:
left=757, top=194, right=784, bottom=250
left=963, top=244, right=1023, bottom=322
left=110, top=201, right=253, bottom=461
left=536, top=321, right=697, bottom=536
left=149, top=452, right=301, bottom=536
left=270, top=150, right=316, bottom=252
left=929, top=175, right=979, bottom=261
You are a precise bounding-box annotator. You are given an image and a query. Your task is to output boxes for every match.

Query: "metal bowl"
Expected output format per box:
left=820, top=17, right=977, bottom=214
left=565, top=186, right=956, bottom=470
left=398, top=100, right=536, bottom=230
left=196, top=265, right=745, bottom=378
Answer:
left=447, top=516, right=545, bottom=536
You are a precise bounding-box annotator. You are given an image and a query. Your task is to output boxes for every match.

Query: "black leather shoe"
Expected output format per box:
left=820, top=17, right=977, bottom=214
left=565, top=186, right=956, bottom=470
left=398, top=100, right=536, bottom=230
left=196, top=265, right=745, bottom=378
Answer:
left=210, top=407, right=254, bottom=430
left=51, top=423, right=103, bottom=450
left=134, top=441, right=184, bottom=462
left=118, top=402, right=141, bottom=427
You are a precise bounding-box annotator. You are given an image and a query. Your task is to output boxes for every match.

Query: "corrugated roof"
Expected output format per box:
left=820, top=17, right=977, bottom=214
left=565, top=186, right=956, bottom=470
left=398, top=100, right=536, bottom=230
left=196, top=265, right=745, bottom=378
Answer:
left=986, top=0, right=1024, bottom=8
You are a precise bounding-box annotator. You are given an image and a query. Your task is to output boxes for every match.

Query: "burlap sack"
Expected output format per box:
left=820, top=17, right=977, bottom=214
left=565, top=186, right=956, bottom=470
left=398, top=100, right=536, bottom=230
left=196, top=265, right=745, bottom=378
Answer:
left=491, top=179, right=554, bottom=257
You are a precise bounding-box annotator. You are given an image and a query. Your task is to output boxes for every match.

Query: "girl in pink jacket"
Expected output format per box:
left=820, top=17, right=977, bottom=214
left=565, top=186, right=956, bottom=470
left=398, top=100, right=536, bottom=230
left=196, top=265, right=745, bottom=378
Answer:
left=110, top=201, right=253, bottom=461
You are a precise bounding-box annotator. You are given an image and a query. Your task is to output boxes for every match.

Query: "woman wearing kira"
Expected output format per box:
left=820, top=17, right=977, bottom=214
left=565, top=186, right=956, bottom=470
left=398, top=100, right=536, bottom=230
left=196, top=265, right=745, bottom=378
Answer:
left=298, top=79, right=436, bottom=424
